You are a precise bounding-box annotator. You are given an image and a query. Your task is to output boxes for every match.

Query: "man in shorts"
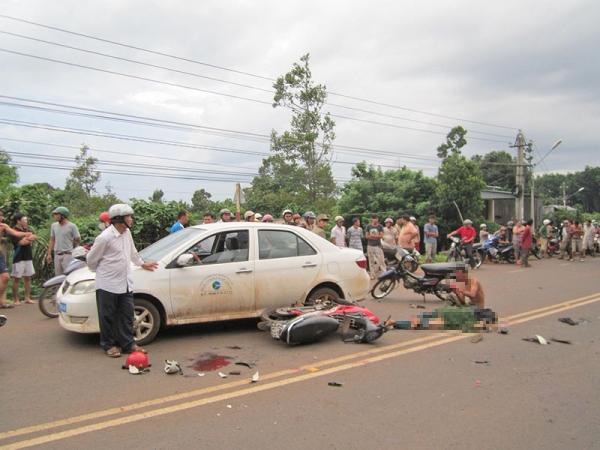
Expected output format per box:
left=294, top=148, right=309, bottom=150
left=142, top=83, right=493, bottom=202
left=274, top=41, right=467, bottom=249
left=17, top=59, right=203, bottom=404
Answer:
left=0, top=210, right=32, bottom=309
left=10, top=213, right=38, bottom=305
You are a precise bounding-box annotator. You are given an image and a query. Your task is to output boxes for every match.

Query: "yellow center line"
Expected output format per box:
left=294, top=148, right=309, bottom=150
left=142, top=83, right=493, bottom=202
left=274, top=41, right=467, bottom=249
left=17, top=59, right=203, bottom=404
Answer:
left=1, top=293, right=599, bottom=449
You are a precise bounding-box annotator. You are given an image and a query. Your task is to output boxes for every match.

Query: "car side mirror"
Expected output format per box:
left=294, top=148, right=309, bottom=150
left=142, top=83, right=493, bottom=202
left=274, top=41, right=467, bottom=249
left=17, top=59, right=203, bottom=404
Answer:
left=176, top=254, right=195, bottom=267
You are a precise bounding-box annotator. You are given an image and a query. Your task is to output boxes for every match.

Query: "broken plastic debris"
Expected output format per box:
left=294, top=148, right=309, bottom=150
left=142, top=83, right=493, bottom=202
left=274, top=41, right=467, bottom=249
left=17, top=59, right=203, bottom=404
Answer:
left=522, top=335, right=549, bottom=345
left=550, top=338, right=572, bottom=344
left=471, top=360, right=491, bottom=365
left=328, top=382, right=343, bottom=387
left=164, top=359, right=183, bottom=374
left=475, top=380, right=482, bottom=387
left=235, top=362, right=255, bottom=369
left=198, top=373, right=205, bottom=377
left=498, top=328, right=509, bottom=334
left=558, top=317, right=578, bottom=326
left=251, top=371, right=259, bottom=383
left=229, top=370, right=241, bottom=375
left=470, top=334, right=483, bottom=343
left=227, top=405, right=232, bottom=409
left=218, top=372, right=228, bottom=378
left=410, top=304, right=426, bottom=309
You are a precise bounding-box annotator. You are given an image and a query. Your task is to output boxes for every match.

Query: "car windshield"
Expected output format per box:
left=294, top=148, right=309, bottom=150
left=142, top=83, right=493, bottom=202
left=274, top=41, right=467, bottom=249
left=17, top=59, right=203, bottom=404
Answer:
left=139, top=228, right=206, bottom=262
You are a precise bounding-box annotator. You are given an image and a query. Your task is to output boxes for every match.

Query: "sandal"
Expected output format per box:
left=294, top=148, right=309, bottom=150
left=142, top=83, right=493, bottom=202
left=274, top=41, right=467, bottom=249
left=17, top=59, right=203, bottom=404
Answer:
left=125, top=344, right=147, bottom=354
left=106, top=347, right=122, bottom=358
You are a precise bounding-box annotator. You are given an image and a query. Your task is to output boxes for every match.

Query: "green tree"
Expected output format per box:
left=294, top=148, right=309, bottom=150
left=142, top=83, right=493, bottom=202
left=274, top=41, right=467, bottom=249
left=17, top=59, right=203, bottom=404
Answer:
left=150, top=189, right=164, bottom=204
left=269, top=53, right=337, bottom=207
left=471, top=150, right=516, bottom=190
left=436, top=153, right=486, bottom=226
left=0, top=148, right=18, bottom=194
left=190, top=188, right=213, bottom=214
left=436, top=126, right=467, bottom=159
left=66, top=144, right=100, bottom=196
left=335, top=162, right=438, bottom=223
left=128, top=199, right=181, bottom=248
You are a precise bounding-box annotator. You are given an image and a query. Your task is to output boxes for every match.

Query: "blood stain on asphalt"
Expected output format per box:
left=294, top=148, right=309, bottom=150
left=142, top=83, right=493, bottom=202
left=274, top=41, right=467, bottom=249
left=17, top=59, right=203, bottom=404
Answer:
left=189, top=352, right=234, bottom=371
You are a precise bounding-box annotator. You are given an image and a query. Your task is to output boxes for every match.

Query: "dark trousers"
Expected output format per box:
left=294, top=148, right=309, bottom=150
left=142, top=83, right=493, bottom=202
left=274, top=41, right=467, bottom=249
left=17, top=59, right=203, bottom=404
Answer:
left=96, top=289, right=135, bottom=352
left=463, top=243, right=476, bottom=268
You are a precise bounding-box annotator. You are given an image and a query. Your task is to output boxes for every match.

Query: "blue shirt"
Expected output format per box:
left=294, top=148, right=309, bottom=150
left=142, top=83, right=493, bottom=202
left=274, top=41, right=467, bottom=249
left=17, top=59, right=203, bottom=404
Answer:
left=423, top=223, right=438, bottom=244
left=170, top=222, right=184, bottom=234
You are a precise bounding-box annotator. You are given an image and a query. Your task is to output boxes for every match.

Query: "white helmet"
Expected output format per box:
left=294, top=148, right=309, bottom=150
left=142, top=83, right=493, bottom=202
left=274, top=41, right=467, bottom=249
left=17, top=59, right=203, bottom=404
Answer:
left=463, top=219, right=473, bottom=225
left=108, top=204, right=134, bottom=225
left=543, top=219, right=551, bottom=225
left=480, top=223, right=487, bottom=229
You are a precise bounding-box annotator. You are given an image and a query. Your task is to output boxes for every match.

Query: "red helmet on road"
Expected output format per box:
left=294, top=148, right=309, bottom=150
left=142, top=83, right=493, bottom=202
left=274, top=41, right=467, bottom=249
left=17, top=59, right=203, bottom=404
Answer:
left=126, top=351, right=149, bottom=369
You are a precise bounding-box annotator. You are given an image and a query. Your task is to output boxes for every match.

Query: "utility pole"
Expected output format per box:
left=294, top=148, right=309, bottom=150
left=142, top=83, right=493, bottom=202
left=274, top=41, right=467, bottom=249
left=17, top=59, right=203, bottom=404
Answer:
left=513, top=130, right=526, bottom=220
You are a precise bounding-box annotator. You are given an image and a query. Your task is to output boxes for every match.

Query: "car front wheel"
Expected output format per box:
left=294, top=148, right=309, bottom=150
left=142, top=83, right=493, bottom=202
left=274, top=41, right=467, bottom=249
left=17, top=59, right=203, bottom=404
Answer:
left=133, top=298, right=161, bottom=346
left=305, top=287, right=352, bottom=306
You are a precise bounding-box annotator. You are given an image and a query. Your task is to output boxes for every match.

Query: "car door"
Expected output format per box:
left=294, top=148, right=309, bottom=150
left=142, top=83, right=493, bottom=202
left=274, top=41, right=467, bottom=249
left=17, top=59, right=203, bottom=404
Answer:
left=253, top=228, right=322, bottom=311
left=168, top=229, right=255, bottom=322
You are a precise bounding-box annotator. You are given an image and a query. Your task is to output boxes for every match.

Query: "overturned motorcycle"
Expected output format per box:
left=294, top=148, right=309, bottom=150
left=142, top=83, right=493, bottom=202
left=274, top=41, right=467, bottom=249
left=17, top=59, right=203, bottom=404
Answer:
left=258, top=303, right=391, bottom=345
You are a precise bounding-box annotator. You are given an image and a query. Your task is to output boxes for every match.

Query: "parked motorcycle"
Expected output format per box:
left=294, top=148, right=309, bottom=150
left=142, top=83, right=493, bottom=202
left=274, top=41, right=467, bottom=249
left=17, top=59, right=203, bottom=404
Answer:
left=477, top=235, right=516, bottom=264
left=546, top=237, right=560, bottom=257
left=39, top=246, right=89, bottom=318
left=371, top=248, right=461, bottom=303
left=259, top=303, right=389, bottom=345
left=384, top=247, right=420, bottom=272
left=446, top=236, right=483, bottom=268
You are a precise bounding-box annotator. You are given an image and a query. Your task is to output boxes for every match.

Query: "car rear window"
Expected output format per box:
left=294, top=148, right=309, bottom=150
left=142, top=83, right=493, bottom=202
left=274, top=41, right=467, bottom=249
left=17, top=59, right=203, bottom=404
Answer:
left=258, top=230, right=316, bottom=259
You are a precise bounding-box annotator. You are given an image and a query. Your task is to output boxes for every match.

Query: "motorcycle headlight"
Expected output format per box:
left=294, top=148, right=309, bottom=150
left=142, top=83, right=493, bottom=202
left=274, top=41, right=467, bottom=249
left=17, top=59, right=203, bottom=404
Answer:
left=70, top=280, right=96, bottom=295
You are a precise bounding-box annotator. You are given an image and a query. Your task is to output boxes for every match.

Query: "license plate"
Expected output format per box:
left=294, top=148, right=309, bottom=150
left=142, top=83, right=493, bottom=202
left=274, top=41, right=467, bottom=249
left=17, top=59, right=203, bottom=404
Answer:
left=59, top=302, right=67, bottom=313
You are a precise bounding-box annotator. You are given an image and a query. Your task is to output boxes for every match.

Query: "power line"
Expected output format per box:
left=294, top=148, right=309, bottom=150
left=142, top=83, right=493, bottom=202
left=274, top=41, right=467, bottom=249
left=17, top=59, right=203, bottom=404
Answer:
left=0, top=14, right=520, bottom=133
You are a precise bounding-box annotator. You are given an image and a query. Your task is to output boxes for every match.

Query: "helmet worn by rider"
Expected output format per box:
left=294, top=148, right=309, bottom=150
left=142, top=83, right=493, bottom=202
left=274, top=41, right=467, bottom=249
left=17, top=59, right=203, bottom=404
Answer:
left=126, top=351, right=149, bottom=369
left=52, top=206, right=70, bottom=218
left=303, top=211, right=316, bottom=219
left=507, top=221, right=515, bottom=226
left=108, top=204, right=134, bottom=224
left=480, top=223, right=487, bottom=229
left=261, top=214, right=274, bottom=222
left=463, top=219, right=473, bottom=225
left=99, top=212, right=110, bottom=223
left=282, top=209, right=292, bottom=217
left=543, top=219, right=551, bottom=225
left=500, top=226, right=507, bottom=231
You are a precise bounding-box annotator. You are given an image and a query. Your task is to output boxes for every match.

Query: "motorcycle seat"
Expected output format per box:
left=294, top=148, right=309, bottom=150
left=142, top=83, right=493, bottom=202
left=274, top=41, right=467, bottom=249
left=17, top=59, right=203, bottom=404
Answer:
left=420, top=261, right=467, bottom=276
left=472, top=243, right=483, bottom=250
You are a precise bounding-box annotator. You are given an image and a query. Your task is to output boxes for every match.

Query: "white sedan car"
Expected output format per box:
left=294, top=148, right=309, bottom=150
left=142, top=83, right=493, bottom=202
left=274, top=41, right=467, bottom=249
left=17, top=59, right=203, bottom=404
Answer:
left=58, top=222, right=370, bottom=345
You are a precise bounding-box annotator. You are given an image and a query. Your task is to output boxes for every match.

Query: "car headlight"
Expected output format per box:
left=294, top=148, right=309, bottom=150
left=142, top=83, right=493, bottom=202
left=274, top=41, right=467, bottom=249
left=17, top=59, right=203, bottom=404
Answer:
left=70, top=280, right=96, bottom=295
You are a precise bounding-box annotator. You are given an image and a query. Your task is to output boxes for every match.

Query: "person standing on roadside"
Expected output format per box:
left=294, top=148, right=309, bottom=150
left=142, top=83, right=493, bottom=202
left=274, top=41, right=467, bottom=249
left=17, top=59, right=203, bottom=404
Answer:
left=87, top=204, right=158, bottom=358
left=218, top=208, right=233, bottom=223
left=347, top=217, right=364, bottom=252
left=558, top=219, right=571, bottom=260
left=381, top=218, right=398, bottom=261
left=570, top=220, right=584, bottom=262
left=447, top=219, right=477, bottom=269
left=512, top=220, right=524, bottom=265
left=301, top=212, right=316, bottom=231
left=410, top=217, right=420, bottom=252
left=46, top=207, right=81, bottom=276
left=582, top=220, right=595, bottom=258
left=539, top=219, right=551, bottom=258
left=170, top=210, right=189, bottom=234
left=331, top=216, right=347, bottom=247
left=10, top=213, right=38, bottom=305
left=423, top=215, right=439, bottom=264
left=282, top=209, right=294, bottom=226
left=398, top=214, right=418, bottom=253
left=0, top=211, right=32, bottom=309
left=520, top=219, right=533, bottom=267
left=365, top=214, right=385, bottom=279
left=313, top=214, right=329, bottom=239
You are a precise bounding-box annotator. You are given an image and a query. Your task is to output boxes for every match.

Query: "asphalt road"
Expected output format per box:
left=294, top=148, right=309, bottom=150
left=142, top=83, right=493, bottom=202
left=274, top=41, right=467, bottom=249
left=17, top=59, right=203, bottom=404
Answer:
left=1, top=256, right=599, bottom=450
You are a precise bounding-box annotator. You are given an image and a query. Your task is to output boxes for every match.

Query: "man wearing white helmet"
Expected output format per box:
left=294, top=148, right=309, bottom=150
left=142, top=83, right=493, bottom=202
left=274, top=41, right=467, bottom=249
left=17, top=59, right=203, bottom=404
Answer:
left=539, top=219, right=552, bottom=258
left=282, top=209, right=294, bottom=226
left=479, top=224, right=489, bottom=243
left=447, top=219, right=477, bottom=269
left=87, top=204, right=158, bottom=358
left=331, top=216, right=347, bottom=247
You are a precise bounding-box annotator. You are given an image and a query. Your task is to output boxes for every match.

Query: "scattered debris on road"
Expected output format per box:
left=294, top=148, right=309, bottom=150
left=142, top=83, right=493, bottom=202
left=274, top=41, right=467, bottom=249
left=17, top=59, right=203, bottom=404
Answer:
left=522, top=335, right=549, bottom=345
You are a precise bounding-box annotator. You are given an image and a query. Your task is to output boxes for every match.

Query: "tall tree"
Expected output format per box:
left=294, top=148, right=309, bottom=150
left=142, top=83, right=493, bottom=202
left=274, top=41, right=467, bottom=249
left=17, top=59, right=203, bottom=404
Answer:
left=190, top=188, right=213, bottom=214
left=471, top=150, right=516, bottom=190
left=150, top=189, right=164, bottom=204
left=270, top=53, right=337, bottom=206
left=436, top=126, right=467, bottom=159
left=66, top=144, right=100, bottom=196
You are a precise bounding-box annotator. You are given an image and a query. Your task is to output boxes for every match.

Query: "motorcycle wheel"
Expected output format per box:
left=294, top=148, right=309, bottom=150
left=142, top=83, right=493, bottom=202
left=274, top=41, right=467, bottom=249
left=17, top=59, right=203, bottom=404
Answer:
left=446, top=251, right=458, bottom=263
left=473, top=253, right=483, bottom=269
left=260, top=308, right=297, bottom=322
left=371, top=278, right=397, bottom=299
left=39, top=284, right=60, bottom=318
left=304, top=287, right=352, bottom=306
left=532, top=248, right=541, bottom=259
left=506, top=252, right=516, bottom=264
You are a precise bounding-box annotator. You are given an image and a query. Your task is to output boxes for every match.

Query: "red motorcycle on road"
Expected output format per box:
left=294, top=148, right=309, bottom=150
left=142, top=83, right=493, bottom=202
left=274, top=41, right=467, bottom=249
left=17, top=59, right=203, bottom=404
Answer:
left=258, top=303, right=390, bottom=345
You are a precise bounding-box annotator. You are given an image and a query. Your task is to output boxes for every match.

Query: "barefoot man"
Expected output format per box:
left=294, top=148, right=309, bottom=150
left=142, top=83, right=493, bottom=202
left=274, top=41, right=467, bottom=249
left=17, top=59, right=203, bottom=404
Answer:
left=0, top=210, right=32, bottom=308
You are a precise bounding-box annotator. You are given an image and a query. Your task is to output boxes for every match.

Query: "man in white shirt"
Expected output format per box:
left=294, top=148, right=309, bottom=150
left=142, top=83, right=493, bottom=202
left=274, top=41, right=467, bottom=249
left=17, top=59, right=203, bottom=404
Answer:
left=87, top=204, right=158, bottom=358
left=331, top=216, right=347, bottom=247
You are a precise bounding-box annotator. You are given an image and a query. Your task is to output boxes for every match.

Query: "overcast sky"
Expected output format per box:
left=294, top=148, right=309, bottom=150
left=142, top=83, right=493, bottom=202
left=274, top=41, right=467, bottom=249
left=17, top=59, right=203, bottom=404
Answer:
left=0, top=1, right=598, bottom=205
